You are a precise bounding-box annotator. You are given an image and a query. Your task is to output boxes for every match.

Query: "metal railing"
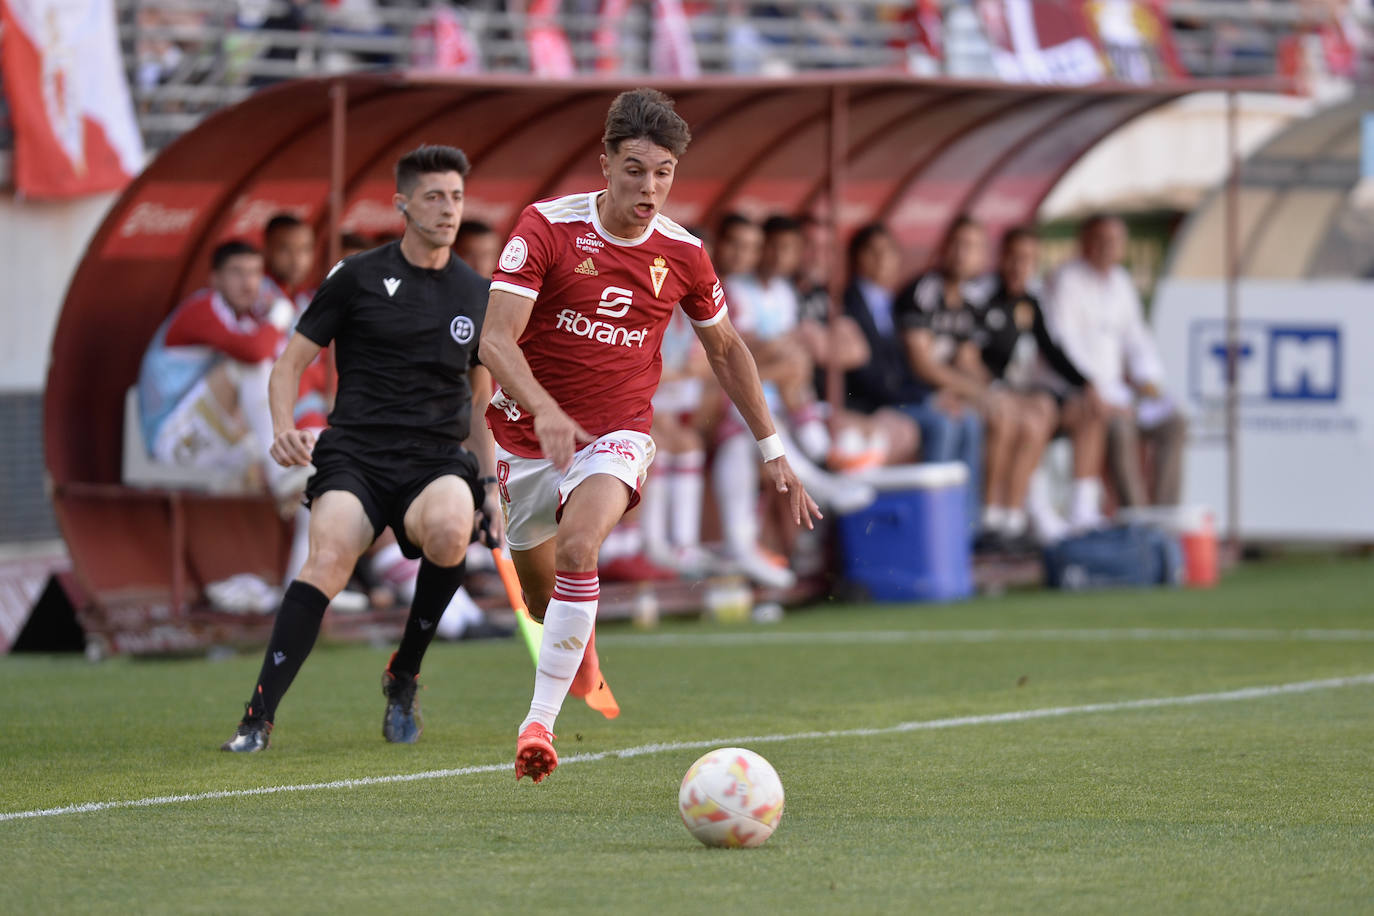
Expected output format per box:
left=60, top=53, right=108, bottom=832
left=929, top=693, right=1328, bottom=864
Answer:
left=69, top=1, right=1374, bottom=150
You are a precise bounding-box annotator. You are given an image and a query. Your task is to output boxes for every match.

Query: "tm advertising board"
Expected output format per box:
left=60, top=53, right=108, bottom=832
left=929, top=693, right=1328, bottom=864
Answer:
left=1153, top=280, right=1373, bottom=540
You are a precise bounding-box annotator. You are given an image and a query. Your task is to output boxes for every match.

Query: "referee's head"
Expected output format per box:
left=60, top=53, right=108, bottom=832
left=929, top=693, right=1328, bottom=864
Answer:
left=393, top=145, right=471, bottom=250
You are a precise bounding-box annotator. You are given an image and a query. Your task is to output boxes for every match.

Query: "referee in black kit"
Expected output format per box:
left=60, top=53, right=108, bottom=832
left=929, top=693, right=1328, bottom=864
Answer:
left=222, top=145, right=499, bottom=752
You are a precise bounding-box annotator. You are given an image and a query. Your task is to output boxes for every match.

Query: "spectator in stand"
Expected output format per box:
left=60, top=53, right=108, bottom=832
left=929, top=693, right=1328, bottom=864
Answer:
left=842, top=223, right=930, bottom=415
left=976, top=227, right=1108, bottom=546
left=137, top=240, right=298, bottom=496
left=454, top=220, right=500, bottom=279
left=725, top=216, right=831, bottom=463
left=641, top=307, right=716, bottom=576
left=774, top=215, right=920, bottom=468
left=712, top=213, right=874, bottom=588
left=1044, top=214, right=1187, bottom=507
left=339, top=232, right=373, bottom=259
left=891, top=218, right=999, bottom=541
left=262, top=214, right=317, bottom=311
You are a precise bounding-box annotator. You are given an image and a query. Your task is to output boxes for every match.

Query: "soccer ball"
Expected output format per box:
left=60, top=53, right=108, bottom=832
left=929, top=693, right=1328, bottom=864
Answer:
left=678, top=747, right=785, bottom=848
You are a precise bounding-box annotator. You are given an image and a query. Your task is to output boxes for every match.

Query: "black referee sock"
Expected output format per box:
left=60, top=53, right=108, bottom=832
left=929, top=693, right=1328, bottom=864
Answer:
left=390, top=559, right=466, bottom=681
left=244, top=580, right=330, bottom=724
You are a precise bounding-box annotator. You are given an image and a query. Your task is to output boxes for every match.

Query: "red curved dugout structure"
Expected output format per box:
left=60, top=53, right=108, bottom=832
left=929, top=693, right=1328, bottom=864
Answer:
left=44, top=73, right=1203, bottom=639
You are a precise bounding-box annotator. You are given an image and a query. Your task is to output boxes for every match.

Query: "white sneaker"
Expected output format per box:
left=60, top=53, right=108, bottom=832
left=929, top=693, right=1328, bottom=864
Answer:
left=731, top=549, right=797, bottom=590
left=803, top=473, right=876, bottom=515
left=205, top=574, right=280, bottom=614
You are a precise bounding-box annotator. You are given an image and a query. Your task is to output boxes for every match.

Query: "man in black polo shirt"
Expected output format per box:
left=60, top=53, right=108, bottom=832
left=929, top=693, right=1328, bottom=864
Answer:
left=221, top=145, right=497, bottom=752
left=977, top=227, right=1107, bottom=541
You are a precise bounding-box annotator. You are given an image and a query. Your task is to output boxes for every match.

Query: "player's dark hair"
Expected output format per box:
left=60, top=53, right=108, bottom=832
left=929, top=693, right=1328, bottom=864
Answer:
left=1001, top=225, right=1038, bottom=251
left=762, top=214, right=802, bottom=237
left=716, top=212, right=753, bottom=241
left=340, top=232, right=372, bottom=253
left=264, top=213, right=307, bottom=239
left=847, top=223, right=891, bottom=274
left=456, top=220, right=493, bottom=241
left=395, top=145, right=471, bottom=194
left=211, top=239, right=260, bottom=270
left=603, top=88, right=691, bottom=158
left=1079, top=212, right=1120, bottom=239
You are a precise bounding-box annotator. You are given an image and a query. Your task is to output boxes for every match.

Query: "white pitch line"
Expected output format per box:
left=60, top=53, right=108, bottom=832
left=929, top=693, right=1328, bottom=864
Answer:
left=596, top=628, right=1374, bottom=648
left=3, top=672, right=1371, bottom=824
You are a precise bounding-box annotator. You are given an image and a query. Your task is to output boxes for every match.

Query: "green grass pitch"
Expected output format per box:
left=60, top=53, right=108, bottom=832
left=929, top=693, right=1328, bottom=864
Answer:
left=3, top=555, right=1372, bottom=914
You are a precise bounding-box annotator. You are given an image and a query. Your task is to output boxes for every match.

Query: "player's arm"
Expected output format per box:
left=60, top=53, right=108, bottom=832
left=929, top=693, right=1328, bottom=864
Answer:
left=477, top=289, right=592, bottom=470
left=693, top=315, right=822, bottom=529
left=267, top=332, right=323, bottom=467
left=901, top=328, right=987, bottom=401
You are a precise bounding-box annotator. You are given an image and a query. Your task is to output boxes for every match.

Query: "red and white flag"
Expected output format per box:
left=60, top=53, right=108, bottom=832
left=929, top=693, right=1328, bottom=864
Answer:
left=0, top=0, right=145, bottom=199
left=650, top=0, right=699, bottom=78
left=527, top=0, right=576, bottom=78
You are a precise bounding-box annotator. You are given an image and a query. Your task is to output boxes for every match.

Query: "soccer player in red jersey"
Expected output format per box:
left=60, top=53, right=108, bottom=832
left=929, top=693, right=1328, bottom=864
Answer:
left=479, top=88, right=823, bottom=783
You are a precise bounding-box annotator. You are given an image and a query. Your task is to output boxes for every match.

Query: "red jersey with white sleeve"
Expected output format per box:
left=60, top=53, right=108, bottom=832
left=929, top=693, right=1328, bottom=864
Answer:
left=163, top=288, right=285, bottom=363
left=487, top=190, right=728, bottom=458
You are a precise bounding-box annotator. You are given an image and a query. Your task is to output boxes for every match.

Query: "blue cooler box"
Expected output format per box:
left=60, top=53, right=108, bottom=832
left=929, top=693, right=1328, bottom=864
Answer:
left=835, top=462, right=971, bottom=602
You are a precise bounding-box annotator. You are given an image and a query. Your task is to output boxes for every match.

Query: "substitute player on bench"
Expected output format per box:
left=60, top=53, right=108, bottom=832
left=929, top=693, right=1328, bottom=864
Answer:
left=221, top=145, right=499, bottom=752
left=479, top=88, right=822, bottom=783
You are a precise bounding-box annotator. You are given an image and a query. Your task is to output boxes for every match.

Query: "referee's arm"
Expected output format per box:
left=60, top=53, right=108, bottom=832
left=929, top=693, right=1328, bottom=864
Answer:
left=267, top=333, right=323, bottom=467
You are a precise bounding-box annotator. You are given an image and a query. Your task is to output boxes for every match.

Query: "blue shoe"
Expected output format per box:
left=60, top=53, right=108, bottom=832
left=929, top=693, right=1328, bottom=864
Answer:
left=382, top=659, right=423, bottom=744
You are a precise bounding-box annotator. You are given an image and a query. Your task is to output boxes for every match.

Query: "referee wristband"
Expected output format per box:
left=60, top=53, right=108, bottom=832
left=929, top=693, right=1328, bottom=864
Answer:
left=757, top=433, right=785, bottom=463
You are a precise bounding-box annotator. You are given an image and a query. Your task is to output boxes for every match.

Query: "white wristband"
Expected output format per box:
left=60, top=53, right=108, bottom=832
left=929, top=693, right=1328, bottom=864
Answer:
left=757, top=433, right=785, bottom=462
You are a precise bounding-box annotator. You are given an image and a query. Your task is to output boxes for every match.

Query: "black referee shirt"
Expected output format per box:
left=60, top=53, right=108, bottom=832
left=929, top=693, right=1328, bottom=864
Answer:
left=296, top=241, right=488, bottom=442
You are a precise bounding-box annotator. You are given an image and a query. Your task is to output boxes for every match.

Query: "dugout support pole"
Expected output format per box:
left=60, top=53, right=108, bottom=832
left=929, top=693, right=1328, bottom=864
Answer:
left=825, top=86, right=849, bottom=418
left=328, top=80, right=347, bottom=269
left=1224, top=91, right=1240, bottom=559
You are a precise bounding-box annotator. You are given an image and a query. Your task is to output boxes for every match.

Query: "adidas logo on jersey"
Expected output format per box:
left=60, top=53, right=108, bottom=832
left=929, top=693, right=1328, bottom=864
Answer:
left=574, top=258, right=598, bottom=276
left=553, top=637, right=585, bottom=651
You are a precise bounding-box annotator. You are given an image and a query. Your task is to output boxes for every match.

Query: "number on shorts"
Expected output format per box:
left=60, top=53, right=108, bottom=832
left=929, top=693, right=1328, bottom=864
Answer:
left=497, top=460, right=511, bottom=503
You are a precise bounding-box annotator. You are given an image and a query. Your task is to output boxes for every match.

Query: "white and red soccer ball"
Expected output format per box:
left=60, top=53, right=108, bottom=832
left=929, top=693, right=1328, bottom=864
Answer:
left=678, top=747, right=785, bottom=848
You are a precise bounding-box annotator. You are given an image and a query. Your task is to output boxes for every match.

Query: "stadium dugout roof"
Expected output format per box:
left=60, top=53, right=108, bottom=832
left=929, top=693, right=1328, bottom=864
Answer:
left=1166, top=93, right=1374, bottom=281
left=49, top=72, right=1247, bottom=492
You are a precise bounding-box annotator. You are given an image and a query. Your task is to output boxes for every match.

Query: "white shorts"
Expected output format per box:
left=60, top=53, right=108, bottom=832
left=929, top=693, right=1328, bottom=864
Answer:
left=496, top=430, right=656, bottom=551
left=152, top=376, right=253, bottom=472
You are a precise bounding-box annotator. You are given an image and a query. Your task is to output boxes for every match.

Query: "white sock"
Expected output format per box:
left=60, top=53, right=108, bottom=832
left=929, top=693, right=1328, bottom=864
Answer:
left=796, top=418, right=831, bottom=463
left=370, top=541, right=418, bottom=604
left=1071, top=478, right=1103, bottom=526
left=436, top=586, right=483, bottom=639
left=284, top=505, right=310, bottom=586
left=670, top=450, right=705, bottom=548
left=775, top=425, right=875, bottom=513
left=521, top=571, right=599, bottom=733
left=641, top=466, right=671, bottom=558
left=600, top=524, right=641, bottom=561
left=713, top=433, right=759, bottom=558
left=982, top=504, right=1007, bottom=532
left=1003, top=508, right=1028, bottom=537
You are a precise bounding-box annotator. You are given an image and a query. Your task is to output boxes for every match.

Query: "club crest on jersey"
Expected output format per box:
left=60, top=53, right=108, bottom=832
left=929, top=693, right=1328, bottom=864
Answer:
left=649, top=256, right=669, bottom=298
left=574, top=258, right=598, bottom=276
left=450, top=315, right=475, bottom=344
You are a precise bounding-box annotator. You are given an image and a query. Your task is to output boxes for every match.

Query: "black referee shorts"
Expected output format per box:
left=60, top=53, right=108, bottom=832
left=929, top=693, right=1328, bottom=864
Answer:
left=304, top=427, right=482, bottom=560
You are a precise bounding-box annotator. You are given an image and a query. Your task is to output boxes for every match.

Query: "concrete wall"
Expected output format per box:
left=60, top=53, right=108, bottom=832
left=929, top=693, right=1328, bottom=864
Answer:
left=0, top=191, right=115, bottom=542
left=0, top=191, right=117, bottom=392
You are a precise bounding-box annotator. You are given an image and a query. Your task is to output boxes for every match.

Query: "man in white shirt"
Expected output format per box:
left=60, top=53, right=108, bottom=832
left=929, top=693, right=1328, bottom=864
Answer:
left=1044, top=215, right=1186, bottom=506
